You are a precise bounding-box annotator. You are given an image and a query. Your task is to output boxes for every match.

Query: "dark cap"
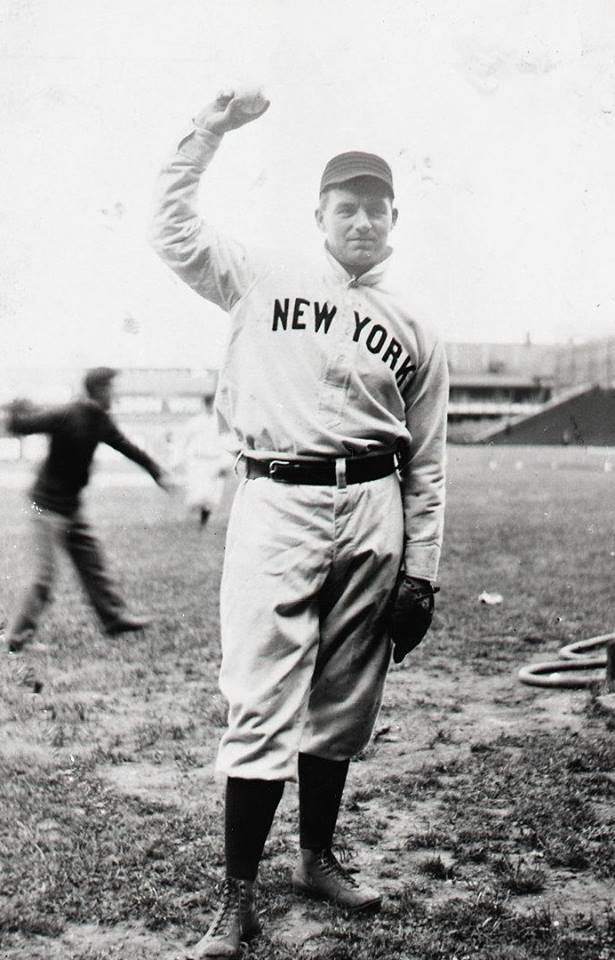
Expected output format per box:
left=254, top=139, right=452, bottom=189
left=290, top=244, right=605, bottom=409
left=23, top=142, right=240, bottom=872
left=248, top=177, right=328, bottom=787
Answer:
left=83, top=366, right=118, bottom=397
left=320, top=151, right=394, bottom=198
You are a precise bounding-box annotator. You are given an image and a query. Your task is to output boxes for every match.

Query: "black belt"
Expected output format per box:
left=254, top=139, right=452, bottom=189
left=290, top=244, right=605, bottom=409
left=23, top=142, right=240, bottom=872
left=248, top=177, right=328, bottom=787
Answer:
left=244, top=452, right=397, bottom=485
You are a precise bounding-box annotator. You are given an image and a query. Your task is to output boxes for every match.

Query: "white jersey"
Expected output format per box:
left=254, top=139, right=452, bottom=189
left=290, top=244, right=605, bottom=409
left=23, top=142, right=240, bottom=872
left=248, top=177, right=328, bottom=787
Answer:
left=178, top=410, right=226, bottom=512
left=151, top=127, right=448, bottom=581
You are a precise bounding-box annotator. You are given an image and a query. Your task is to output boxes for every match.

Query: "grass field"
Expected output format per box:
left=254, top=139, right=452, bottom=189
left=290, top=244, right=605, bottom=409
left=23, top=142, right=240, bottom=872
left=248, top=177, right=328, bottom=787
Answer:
left=1, top=445, right=614, bottom=960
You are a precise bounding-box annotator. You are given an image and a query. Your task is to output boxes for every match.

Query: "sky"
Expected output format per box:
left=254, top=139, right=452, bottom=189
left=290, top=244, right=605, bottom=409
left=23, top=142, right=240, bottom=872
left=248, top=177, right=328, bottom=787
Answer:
left=1, top=0, right=614, bottom=375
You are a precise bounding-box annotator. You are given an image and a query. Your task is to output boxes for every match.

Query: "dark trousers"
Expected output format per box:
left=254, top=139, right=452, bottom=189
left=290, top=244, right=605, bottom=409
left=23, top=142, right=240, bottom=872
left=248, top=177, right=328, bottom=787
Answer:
left=8, top=504, right=126, bottom=648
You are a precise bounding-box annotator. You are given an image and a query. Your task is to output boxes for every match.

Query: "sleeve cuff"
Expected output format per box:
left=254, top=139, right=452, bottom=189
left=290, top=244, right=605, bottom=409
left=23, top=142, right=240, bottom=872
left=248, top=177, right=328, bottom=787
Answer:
left=403, top=545, right=441, bottom=584
left=177, top=125, right=223, bottom=164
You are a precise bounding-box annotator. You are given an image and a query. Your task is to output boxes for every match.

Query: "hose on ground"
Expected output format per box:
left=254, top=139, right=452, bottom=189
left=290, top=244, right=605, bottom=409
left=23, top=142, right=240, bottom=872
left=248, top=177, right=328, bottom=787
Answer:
left=518, top=633, right=615, bottom=689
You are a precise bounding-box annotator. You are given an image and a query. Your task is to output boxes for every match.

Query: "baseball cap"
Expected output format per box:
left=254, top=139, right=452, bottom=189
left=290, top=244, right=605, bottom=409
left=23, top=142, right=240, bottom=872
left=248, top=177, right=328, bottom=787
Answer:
left=320, top=151, right=394, bottom=198
left=83, top=366, right=118, bottom=396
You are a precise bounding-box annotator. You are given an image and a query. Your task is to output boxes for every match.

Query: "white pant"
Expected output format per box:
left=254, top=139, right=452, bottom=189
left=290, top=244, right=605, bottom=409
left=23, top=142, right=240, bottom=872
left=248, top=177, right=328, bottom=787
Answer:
left=217, top=472, right=404, bottom=780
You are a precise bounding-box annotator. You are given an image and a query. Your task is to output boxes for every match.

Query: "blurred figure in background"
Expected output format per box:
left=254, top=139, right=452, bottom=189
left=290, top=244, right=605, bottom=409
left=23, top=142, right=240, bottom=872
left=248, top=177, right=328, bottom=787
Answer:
left=174, top=394, right=230, bottom=529
left=5, top=366, right=172, bottom=688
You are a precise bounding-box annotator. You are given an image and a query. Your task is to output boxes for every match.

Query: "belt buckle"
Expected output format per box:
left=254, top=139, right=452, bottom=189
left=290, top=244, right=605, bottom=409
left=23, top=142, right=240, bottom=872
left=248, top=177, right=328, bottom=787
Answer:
left=268, top=459, right=292, bottom=481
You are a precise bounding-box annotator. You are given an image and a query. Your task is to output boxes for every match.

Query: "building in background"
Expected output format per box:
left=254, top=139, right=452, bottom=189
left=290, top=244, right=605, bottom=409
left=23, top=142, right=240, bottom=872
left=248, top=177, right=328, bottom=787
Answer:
left=446, top=340, right=556, bottom=440
left=554, top=337, right=615, bottom=391
left=110, top=368, right=219, bottom=466
left=0, top=368, right=218, bottom=466
left=2, top=336, right=615, bottom=457
left=479, top=384, right=615, bottom=446
left=471, top=336, right=615, bottom=445
left=447, top=336, right=615, bottom=442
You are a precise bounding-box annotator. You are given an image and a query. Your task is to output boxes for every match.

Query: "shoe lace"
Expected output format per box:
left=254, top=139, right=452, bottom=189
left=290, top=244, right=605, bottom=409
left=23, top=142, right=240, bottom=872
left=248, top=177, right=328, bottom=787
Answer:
left=318, top=849, right=360, bottom=889
left=208, top=879, right=237, bottom=936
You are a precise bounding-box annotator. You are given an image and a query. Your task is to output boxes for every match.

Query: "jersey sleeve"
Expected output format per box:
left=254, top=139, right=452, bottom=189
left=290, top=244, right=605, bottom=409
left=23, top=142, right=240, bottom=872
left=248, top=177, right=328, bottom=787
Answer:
left=101, top=415, right=163, bottom=482
left=399, top=334, right=449, bottom=583
left=150, top=126, right=260, bottom=312
left=7, top=403, right=68, bottom=436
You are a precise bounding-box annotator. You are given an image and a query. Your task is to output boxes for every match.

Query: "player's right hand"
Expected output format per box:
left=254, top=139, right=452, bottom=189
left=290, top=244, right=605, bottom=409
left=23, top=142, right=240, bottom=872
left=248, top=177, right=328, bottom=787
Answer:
left=194, top=89, right=270, bottom=136
left=5, top=397, right=35, bottom=434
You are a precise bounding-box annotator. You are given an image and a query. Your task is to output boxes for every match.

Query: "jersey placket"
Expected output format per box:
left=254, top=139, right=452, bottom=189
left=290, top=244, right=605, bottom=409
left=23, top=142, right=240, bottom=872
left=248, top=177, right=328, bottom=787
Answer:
left=317, top=278, right=362, bottom=430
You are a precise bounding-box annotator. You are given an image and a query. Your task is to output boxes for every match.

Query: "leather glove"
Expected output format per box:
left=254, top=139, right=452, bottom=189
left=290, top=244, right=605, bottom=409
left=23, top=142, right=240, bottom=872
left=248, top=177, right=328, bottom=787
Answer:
left=389, top=573, right=439, bottom=663
left=5, top=397, right=35, bottom=434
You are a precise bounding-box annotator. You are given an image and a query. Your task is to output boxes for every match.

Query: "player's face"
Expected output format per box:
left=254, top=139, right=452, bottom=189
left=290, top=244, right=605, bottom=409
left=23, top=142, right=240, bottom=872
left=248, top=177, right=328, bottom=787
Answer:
left=315, top=181, right=398, bottom=275
left=92, top=381, right=114, bottom=411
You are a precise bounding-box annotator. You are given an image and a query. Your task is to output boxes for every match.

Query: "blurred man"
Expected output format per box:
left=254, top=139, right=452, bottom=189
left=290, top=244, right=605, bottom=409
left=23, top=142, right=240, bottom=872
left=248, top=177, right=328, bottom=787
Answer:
left=175, top=394, right=229, bottom=529
left=5, top=367, right=171, bottom=686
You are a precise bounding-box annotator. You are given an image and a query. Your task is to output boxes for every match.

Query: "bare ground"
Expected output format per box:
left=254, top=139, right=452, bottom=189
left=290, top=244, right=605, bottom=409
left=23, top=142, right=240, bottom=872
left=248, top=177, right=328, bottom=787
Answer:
left=2, top=448, right=614, bottom=958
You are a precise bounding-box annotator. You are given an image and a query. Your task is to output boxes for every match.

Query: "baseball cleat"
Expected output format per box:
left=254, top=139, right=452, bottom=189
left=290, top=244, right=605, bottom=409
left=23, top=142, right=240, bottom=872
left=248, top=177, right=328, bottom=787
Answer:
left=292, top=848, right=382, bottom=912
left=185, top=878, right=261, bottom=958
left=5, top=627, right=43, bottom=653
left=105, top=615, right=151, bottom=636
left=8, top=639, right=49, bottom=654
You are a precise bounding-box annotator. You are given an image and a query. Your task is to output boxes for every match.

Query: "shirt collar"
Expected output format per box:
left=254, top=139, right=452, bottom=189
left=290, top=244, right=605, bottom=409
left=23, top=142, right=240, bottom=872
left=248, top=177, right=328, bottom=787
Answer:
left=324, top=243, right=393, bottom=286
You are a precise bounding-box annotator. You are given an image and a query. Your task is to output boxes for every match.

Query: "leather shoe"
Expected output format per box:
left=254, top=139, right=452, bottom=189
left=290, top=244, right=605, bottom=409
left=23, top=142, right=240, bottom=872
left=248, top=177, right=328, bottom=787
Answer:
left=105, top=615, right=151, bottom=636
left=185, top=878, right=261, bottom=958
left=292, top=848, right=382, bottom=912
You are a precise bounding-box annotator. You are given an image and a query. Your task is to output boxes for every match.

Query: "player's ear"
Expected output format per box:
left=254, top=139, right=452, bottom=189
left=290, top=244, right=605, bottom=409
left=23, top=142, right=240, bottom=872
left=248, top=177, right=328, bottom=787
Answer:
left=315, top=207, right=325, bottom=232
left=391, top=206, right=399, bottom=229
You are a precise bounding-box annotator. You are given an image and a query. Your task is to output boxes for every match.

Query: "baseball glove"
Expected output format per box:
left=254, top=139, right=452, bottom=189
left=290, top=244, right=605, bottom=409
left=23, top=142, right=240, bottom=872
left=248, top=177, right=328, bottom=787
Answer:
left=5, top=398, right=35, bottom=435
left=389, top=573, right=439, bottom=663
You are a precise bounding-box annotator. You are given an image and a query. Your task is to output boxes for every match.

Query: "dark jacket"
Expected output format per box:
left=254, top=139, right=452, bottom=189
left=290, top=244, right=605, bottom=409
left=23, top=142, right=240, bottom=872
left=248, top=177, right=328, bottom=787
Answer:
left=9, top=398, right=162, bottom=516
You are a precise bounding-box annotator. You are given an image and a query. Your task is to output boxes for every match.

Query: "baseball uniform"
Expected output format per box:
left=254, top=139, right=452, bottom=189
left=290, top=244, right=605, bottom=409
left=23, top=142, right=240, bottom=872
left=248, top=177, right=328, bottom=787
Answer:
left=151, top=126, right=448, bottom=780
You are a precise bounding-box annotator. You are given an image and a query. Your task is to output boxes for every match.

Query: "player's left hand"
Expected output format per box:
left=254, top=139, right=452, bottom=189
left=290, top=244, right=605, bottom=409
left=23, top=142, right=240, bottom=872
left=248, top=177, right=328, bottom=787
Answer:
left=156, top=470, right=180, bottom=494
left=389, top=574, right=439, bottom=663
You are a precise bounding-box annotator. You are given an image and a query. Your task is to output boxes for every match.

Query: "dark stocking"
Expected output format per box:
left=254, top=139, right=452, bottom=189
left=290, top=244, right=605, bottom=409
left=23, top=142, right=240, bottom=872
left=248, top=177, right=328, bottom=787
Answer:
left=298, top=752, right=350, bottom=851
left=224, top=777, right=285, bottom=880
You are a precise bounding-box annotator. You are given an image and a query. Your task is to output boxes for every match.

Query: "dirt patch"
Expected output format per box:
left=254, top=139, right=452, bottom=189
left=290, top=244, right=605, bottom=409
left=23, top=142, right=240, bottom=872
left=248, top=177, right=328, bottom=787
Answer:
left=267, top=905, right=328, bottom=952
left=513, top=873, right=614, bottom=916
left=2, top=456, right=614, bottom=959
left=4, top=921, right=186, bottom=960
left=100, top=759, right=223, bottom=811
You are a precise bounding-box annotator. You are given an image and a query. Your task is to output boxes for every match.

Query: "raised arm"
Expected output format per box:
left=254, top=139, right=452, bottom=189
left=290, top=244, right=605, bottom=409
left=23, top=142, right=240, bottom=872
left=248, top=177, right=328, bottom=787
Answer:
left=150, top=88, right=270, bottom=312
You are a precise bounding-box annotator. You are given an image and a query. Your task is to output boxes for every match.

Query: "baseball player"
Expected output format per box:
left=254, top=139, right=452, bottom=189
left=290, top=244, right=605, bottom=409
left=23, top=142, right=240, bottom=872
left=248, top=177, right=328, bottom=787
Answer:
left=151, top=89, right=448, bottom=958
left=174, top=394, right=229, bottom=529
left=5, top=367, right=172, bottom=688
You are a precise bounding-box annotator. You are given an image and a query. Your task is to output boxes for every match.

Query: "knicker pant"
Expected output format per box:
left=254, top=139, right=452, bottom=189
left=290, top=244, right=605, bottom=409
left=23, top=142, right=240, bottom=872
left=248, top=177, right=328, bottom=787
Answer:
left=217, top=473, right=404, bottom=781
left=8, top=505, right=126, bottom=647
